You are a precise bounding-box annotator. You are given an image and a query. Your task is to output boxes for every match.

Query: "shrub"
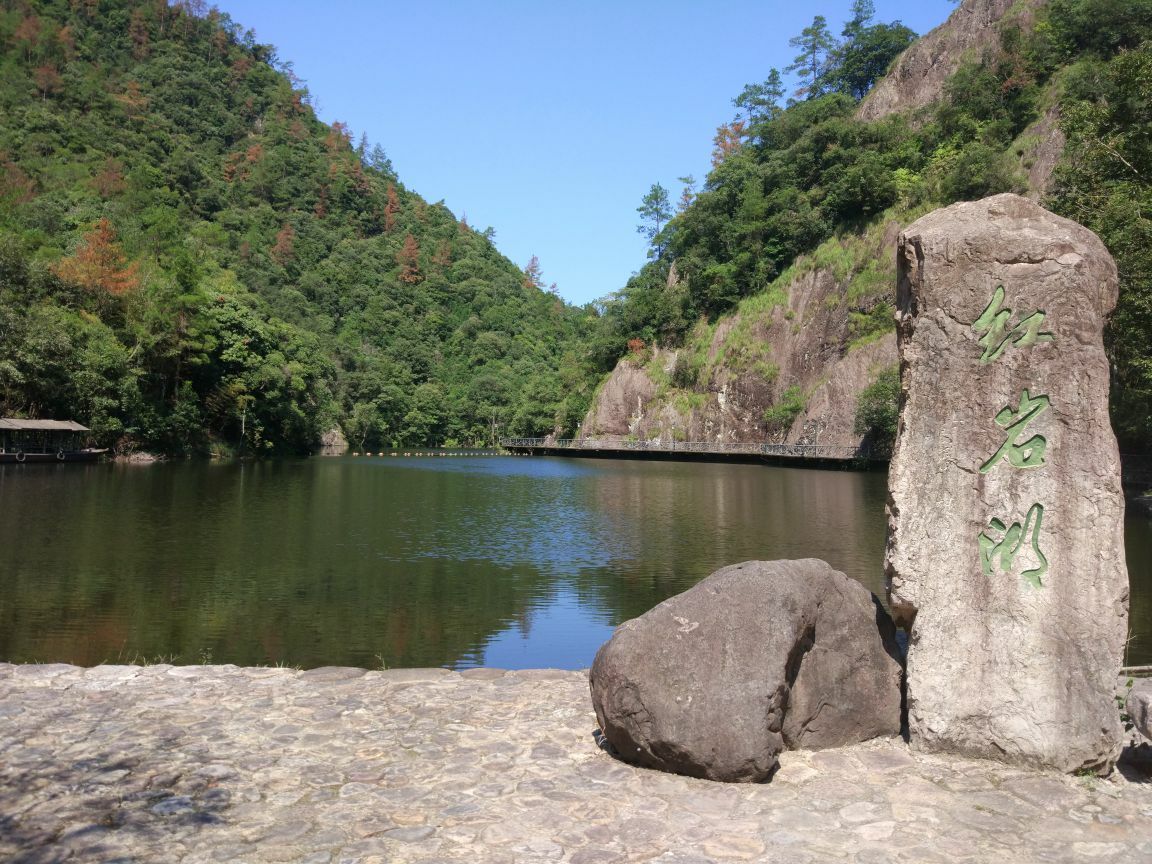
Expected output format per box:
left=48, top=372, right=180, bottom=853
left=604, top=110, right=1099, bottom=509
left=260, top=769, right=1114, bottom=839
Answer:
left=764, top=385, right=805, bottom=433
left=854, top=365, right=900, bottom=455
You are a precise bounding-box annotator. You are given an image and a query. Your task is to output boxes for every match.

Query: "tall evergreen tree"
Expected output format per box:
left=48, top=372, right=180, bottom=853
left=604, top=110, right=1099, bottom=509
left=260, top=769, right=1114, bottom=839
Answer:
left=820, top=2, right=916, bottom=100
left=733, top=69, right=786, bottom=127
left=636, top=183, right=673, bottom=258
left=786, top=15, right=836, bottom=99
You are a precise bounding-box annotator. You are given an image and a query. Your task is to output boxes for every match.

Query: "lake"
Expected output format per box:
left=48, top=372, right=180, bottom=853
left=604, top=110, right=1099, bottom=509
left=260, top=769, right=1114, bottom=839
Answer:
left=0, top=455, right=1148, bottom=669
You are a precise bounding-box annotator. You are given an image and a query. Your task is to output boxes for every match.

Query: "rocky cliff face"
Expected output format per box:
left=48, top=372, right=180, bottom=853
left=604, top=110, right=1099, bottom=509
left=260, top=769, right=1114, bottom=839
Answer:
left=580, top=223, right=901, bottom=450
left=858, top=0, right=1064, bottom=200
left=856, top=0, right=1039, bottom=122
left=580, top=0, right=1057, bottom=453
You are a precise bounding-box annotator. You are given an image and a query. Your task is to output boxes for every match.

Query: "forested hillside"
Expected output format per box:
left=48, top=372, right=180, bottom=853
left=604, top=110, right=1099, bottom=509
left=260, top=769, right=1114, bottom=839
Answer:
left=579, top=0, right=1152, bottom=453
left=0, top=0, right=591, bottom=454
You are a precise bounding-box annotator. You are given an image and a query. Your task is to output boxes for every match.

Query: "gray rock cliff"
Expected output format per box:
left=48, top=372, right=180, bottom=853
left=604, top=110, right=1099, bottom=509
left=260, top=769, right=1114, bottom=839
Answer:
left=856, top=0, right=1038, bottom=122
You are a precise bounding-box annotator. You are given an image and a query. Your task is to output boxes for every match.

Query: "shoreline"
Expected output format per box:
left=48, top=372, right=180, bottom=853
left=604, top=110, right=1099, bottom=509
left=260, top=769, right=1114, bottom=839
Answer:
left=3, top=662, right=1150, bottom=863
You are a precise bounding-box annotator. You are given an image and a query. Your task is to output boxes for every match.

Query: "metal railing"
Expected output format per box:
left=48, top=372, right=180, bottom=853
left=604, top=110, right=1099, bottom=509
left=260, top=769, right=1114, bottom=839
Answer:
left=500, top=438, right=870, bottom=460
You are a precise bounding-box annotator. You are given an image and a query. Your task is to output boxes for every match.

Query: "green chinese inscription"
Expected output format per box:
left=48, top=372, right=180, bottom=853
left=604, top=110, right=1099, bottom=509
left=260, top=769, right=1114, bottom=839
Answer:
left=972, top=285, right=1054, bottom=364
left=978, top=503, right=1048, bottom=588
left=979, top=389, right=1050, bottom=473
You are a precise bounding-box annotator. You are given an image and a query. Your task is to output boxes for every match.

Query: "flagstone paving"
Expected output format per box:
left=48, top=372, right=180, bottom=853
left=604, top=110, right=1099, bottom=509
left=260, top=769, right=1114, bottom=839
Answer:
left=1, top=663, right=1149, bottom=863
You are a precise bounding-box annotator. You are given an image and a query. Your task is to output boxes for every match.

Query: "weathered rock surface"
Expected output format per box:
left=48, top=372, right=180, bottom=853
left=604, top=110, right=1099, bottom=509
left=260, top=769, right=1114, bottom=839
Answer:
left=790, top=337, right=895, bottom=448
left=886, top=193, right=1128, bottom=773
left=578, top=354, right=659, bottom=438
left=579, top=223, right=902, bottom=450
left=321, top=425, right=348, bottom=451
left=1128, top=679, right=1152, bottom=742
left=856, top=0, right=1029, bottom=122
left=589, top=559, right=903, bottom=782
left=1017, top=105, right=1066, bottom=200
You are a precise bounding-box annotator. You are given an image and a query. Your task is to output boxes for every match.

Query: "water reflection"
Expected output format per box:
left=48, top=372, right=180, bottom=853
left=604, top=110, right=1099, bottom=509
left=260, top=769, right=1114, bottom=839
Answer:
left=0, top=457, right=1147, bottom=669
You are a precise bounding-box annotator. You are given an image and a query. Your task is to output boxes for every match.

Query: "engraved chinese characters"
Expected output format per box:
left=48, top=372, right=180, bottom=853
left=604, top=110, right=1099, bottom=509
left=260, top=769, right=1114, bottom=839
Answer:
left=885, top=194, right=1128, bottom=773
left=979, top=387, right=1049, bottom=474
left=971, top=284, right=1054, bottom=363
left=974, top=291, right=1052, bottom=588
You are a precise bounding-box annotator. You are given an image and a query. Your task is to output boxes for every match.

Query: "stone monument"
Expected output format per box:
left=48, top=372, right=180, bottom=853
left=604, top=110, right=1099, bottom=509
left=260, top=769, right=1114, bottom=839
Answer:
left=885, top=193, right=1129, bottom=773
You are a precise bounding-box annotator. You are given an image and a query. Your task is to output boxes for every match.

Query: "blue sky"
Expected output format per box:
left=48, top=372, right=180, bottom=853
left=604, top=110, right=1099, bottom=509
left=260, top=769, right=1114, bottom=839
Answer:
left=217, top=1, right=958, bottom=306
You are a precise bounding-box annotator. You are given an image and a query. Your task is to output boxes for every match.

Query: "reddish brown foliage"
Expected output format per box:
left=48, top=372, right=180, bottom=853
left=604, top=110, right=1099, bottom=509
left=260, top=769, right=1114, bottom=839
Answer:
left=223, top=143, right=263, bottom=183
left=326, top=122, right=353, bottom=155
left=270, top=223, right=295, bottom=266
left=14, top=15, right=42, bottom=57
left=711, top=120, right=746, bottom=167
left=222, top=153, right=242, bottom=183
left=523, top=255, right=544, bottom=290
left=1, top=154, right=37, bottom=204
left=54, top=218, right=140, bottom=297
left=384, top=184, right=400, bottom=233
left=91, top=158, right=126, bottom=198
left=397, top=233, right=422, bottom=284
left=115, top=81, right=148, bottom=118
left=56, top=25, right=76, bottom=60
left=231, top=55, right=252, bottom=81
left=627, top=338, right=647, bottom=354
left=32, top=64, right=62, bottom=98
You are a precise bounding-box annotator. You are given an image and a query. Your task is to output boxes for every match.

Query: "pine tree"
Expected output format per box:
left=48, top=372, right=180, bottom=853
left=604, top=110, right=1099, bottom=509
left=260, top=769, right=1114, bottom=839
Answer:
left=397, top=233, right=422, bottom=283
left=786, top=15, right=836, bottom=99
left=711, top=121, right=745, bottom=166
left=523, top=255, right=544, bottom=289
left=636, top=183, right=673, bottom=258
left=384, top=184, right=400, bottom=233
left=733, top=69, right=785, bottom=127
left=677, top=175, right=697, bottom=213
left=54, top=218, right=140, bottom=297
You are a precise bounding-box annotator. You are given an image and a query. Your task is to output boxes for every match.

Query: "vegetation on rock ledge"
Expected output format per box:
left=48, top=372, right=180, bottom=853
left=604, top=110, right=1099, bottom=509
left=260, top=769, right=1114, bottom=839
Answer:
left=583, top=0, right=1152, bottom=453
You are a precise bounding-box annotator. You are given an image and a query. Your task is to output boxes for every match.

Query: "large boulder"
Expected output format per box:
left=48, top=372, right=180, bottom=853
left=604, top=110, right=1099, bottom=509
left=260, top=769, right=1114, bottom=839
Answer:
left=1127, top=679, right=1152, bottom=743
left=886, top=194, right=1129, bottom=773
left=589, top=559, right=903, bottom=782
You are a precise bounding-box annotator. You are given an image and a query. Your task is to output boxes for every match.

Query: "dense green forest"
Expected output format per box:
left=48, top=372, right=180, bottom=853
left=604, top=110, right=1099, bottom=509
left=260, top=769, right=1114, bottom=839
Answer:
left=586, top=0, right=1152, bottom=452
left=3, top=0, right=1150, bottom=455
left=0, top=0, right=592, bottom=454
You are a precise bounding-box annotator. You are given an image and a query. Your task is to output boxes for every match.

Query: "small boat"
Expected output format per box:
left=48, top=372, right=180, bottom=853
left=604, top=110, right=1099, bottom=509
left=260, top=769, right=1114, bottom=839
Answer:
left=0, top=419, right=108, bottom=463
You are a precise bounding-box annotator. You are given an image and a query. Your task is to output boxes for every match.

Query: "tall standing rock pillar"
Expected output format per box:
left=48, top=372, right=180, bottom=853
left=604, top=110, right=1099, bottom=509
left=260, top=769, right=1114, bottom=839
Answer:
left=885, top=193, right=1128, bottom=773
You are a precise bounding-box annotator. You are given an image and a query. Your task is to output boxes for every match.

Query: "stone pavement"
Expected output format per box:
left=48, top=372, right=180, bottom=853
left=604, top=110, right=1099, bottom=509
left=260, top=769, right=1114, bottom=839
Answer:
left=1, top=663, right=1149, bottom=864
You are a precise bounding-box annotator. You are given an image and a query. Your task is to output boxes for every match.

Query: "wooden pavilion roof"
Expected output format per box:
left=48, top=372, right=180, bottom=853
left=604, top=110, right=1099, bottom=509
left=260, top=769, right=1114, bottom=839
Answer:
left=0, top=419, right=90, bottom=432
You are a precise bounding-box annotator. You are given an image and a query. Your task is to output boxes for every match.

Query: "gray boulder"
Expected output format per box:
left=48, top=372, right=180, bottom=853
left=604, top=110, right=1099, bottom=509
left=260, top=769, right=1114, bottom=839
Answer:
left=886, top=194, right=1128, bottom=773
left=589, top=559, right=903, bottom=783
left=1127, top=679, right=1152, bottom=742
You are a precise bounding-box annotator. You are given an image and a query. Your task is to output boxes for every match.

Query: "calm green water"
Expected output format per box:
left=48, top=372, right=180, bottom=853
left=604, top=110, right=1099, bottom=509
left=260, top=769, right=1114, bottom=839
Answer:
left=0, top=456, right=1148, bottom=669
